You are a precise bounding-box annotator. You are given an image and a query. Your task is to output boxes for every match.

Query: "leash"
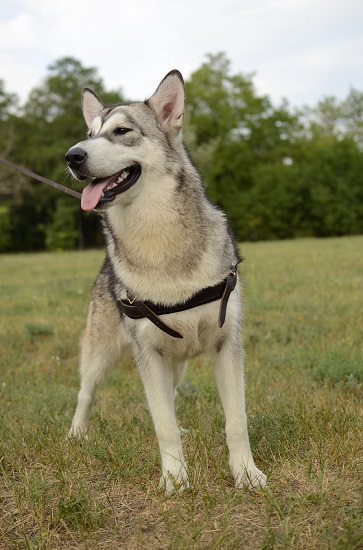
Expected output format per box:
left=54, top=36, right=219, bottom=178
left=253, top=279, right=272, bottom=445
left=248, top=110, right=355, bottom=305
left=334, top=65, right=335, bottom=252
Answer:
left=0, top=156, right=82, bottom=200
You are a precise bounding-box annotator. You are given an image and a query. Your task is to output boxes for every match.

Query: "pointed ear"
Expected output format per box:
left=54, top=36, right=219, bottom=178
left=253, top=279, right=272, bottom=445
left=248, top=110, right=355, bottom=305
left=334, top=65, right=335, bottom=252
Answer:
left=147, top=70, right=185, bottom=133
left=82, top=88, right=105, bottom=129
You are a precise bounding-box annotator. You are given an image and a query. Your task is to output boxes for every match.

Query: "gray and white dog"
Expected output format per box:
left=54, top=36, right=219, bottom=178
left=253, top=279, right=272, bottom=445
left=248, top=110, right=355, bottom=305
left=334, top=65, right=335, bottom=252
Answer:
left=66, top=70, right=266, bottom=495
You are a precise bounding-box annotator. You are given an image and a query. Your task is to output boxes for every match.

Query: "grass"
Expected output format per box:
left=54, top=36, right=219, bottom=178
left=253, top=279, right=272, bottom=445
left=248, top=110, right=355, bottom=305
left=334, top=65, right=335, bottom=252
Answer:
left=0, top=236, right=362, bottom=549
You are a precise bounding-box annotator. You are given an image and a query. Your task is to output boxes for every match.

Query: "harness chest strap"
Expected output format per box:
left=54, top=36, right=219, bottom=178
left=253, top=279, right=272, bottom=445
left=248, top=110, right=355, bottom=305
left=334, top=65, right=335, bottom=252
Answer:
left=120, top=267, right=238, bottom=339
left=127, top=299, right=184, bottom=339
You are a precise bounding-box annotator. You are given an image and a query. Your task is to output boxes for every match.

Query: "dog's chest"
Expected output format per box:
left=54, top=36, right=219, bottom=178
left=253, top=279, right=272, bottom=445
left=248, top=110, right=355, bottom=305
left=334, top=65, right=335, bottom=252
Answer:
left=126, top=295, right=238, bottom=362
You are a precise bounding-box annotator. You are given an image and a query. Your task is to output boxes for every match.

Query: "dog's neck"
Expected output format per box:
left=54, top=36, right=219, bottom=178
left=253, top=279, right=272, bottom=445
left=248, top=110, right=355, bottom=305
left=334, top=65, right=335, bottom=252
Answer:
left=101, top=172, right=233, bottom=305
left=104, top=173, right=204, bottom=267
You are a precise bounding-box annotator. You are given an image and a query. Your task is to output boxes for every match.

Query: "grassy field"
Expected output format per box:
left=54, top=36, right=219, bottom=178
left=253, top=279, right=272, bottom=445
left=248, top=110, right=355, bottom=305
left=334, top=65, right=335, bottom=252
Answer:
left=0, top=236, right=362, bottom=549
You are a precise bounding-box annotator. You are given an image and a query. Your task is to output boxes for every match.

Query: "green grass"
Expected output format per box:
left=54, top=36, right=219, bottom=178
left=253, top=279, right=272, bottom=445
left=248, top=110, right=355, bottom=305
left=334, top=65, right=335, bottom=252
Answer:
left=0, top=237, right=362, bottom=549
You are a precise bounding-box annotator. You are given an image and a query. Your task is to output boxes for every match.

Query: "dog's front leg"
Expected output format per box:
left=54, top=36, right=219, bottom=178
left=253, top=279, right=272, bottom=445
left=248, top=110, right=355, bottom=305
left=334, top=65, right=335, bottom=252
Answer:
left=69, top=334, right=123, bottom=440
left=214, top=336, right=267, bottom=490
left=68, top=292, right=128, bottom=440
left=136, top=350, right=189, bottom=496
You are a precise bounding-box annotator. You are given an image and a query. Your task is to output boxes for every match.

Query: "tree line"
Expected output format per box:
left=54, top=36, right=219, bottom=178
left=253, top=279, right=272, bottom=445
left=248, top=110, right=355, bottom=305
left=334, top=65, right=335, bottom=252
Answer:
left=0, top=53, right=362, bottom=251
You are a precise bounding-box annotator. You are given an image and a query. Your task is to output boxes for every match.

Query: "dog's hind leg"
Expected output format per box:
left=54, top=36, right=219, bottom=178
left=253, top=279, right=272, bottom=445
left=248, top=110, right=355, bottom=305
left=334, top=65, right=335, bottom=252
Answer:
left=69, top=293, right=128, bottom=439
left=173, top=361, right=188, bottom=395
left=213, top=334, right=267, bottom=490
left=136, top=351, right=189, bottom=495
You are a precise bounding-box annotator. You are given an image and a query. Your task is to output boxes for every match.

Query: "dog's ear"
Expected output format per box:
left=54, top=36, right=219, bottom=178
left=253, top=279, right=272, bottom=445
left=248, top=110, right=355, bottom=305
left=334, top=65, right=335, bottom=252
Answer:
left=82, top=88, right=105, bottom=129
left=146, top=70, right=185, bottom=133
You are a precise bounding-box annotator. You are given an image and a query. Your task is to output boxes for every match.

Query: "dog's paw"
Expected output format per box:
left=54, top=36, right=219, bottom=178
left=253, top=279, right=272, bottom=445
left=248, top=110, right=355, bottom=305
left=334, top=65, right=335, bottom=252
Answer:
left=232, top=463, right=267, bottom=490
left=158, top=469, right=189, bottom=496
left=67, top=426, right=89, bottom=442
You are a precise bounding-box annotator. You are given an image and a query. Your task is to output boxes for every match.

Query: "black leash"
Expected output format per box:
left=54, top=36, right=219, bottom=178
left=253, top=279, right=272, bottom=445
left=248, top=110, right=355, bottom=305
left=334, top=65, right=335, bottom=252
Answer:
left=0, top=156, right=82, bottom=200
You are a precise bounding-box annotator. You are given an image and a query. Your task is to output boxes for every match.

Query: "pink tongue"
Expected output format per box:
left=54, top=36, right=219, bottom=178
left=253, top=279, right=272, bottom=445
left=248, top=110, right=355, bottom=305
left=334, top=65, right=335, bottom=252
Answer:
left=81, top=179, right=109, bottom=211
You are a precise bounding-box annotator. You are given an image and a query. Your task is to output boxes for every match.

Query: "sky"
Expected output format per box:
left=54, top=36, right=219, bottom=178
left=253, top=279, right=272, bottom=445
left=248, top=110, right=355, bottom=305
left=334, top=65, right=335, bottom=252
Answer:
left=1, top=0, right=363, bottom=109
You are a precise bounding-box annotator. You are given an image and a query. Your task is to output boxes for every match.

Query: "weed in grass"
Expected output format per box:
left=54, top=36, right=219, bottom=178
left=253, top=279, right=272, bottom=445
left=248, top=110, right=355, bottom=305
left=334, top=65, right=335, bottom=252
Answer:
left=56, top=487, right=108, bottom=531
left=24, top=323, right=55, bottom=339
left=309, top=348, right=363, bottom=389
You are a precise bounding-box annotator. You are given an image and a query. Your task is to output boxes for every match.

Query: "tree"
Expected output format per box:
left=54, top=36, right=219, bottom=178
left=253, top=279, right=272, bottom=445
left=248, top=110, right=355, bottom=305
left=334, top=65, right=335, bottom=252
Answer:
left=22, top=57, right=124, bottom=178
left=293, top=135, right=363, bottom=237
left=25, top=57, right=122, bottom=122
left=45, top=197, right=79, bottom=251
left=341, top=89, right=363, bottom=148
left=1, top=53, right=363, bottom=251
left=5, top=57, right=125, bottom=251
left=0, top=80, right=23, bottom=189
left=185, top=53, right=300, bottom=239
left=300, top=88, right=363, bottom=148
left=185, top=54, right=363, bottom=241
left=0, top=81, right=28, bottom=251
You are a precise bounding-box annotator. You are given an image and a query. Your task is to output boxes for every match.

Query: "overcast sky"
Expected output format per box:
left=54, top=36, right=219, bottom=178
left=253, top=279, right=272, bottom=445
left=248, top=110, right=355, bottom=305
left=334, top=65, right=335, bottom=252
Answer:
left=1, top=0, right=362, bottom=109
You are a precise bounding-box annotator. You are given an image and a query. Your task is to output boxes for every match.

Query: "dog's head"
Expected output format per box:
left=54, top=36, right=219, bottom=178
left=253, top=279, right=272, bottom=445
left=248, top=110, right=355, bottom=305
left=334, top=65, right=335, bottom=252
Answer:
left=66, top=71, right=185, bottom=211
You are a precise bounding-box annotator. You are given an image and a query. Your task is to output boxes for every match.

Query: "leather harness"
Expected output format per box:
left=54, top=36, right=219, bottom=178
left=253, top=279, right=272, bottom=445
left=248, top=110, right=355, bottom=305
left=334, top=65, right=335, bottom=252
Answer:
left=119, top=266, right=238, bottom=339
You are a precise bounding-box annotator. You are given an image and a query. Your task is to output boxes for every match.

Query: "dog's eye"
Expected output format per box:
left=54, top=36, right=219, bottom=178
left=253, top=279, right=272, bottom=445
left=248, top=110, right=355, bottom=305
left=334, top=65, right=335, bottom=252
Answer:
left=113, top=127, right=131, bottom=136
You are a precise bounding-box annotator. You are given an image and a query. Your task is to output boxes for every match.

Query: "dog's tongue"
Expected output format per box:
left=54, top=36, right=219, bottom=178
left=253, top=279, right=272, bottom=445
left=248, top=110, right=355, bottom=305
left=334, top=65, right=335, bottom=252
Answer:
left=81, top=179, right=109, bottom=211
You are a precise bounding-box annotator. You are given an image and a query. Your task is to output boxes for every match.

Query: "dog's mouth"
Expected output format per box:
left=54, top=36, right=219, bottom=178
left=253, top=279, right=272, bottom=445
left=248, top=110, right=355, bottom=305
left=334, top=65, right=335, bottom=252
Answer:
left=81, top=164, right=141, bottom=211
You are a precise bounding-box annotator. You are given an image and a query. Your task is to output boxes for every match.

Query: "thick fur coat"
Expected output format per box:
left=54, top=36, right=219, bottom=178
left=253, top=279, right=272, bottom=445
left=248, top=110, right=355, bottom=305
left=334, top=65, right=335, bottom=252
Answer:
left=66, top=71, right=266, bottom=494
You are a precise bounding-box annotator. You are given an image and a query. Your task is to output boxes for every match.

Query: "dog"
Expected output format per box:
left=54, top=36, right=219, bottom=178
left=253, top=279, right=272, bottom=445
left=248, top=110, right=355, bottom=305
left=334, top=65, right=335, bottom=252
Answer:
left=65, top=70, right=266, bottom=495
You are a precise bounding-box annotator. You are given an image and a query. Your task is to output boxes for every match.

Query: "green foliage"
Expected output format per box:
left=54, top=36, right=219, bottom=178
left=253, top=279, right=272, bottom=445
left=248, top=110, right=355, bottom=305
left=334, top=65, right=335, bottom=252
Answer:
left=186, top=53, right=262, bottom=144
left=7, top=187, right=50, bottom=251
left=0, top=79, right=18, bottom=121
left=0, top=203, right=12, bottom=251
left=1, top=57, right=124, bottom=252
left=45, top=197, right=80, bottom=251
left=1, top=53, right=363, bottom=251
left=185, top=53, right=363, bottom=242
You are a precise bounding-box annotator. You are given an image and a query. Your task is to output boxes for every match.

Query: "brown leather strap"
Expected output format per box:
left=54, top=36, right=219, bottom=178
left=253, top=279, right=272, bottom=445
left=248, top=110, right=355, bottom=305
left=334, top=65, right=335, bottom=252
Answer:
left=218, top=269, right=237, bottom=327
left=120, top=267, right=238, bottom=339
left=131, top=300, right=183, bottom=339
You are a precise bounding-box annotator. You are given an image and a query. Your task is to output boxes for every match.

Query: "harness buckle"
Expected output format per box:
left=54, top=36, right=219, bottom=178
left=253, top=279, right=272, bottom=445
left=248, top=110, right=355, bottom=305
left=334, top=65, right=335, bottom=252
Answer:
left=126, top=292, right=136, bottom=305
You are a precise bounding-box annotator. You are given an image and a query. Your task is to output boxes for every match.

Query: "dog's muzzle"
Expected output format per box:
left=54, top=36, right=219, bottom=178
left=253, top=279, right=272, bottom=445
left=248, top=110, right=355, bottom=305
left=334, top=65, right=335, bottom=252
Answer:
left=65, top=147, right=88, bottom=180
left=65, top=146, right=142, bottom=211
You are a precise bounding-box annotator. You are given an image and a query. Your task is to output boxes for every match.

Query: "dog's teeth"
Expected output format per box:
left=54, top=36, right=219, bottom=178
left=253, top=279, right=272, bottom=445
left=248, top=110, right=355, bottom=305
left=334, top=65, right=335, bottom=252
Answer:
left=117, top=170, right=129, bottom=183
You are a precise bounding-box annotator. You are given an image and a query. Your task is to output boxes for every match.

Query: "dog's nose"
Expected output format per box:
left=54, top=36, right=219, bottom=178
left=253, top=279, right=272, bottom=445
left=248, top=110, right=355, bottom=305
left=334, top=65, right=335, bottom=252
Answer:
left=65, top=147, right=87, bottom=167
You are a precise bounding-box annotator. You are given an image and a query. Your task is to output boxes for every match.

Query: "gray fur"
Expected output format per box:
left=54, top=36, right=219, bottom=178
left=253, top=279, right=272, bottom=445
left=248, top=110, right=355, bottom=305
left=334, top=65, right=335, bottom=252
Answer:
left=66, top=70, right=266, bottom=494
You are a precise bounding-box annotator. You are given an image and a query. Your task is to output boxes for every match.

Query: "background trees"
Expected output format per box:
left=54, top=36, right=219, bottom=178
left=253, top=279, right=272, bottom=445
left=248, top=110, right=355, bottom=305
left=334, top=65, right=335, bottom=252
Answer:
left=0, top=58, right=124, bottom=251
left=185, top=53, right=363, bottom=242
left=0, top=53, right=362, bottom=251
